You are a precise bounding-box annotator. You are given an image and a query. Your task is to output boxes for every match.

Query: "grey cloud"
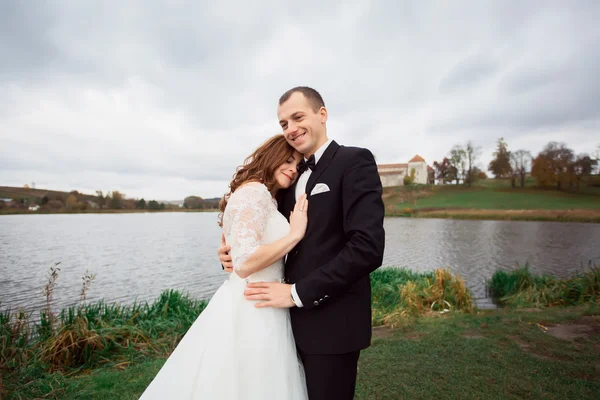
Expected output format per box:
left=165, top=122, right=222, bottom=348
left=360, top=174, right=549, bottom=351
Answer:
left=438, top=55, right=499, bottom=93
left=0, top=2, right=58, bottom=81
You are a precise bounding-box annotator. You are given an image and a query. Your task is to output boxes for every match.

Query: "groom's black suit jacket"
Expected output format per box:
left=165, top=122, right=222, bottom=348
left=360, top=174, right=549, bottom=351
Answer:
left=279, top=140, right=385, bottom=355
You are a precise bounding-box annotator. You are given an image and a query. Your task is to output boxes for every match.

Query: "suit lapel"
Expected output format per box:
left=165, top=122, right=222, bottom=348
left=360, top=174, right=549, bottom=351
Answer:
left=306, top=140, right=340, bottom=196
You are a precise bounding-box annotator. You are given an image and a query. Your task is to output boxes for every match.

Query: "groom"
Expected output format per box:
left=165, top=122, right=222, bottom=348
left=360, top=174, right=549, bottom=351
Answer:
left=219, top=86, right=385, bottom=399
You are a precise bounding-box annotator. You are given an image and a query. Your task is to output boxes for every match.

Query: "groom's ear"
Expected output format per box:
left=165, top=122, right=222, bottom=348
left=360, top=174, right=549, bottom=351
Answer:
left=319, top=106, right=328, bottom=123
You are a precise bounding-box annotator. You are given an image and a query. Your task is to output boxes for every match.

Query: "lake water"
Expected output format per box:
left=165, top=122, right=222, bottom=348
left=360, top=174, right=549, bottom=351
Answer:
left=1, top=213, right=600, bottom=313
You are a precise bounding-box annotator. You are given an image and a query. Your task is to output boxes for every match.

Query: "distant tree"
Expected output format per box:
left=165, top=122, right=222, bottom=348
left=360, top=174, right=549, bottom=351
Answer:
left=184, top=196, right=205, bottom=209
left=509, top=150, right=532, bottom=188
left=110, top=191, right=124, bottom=209
left=137, top=198, right=146, bottom=209
left=121, top=199, right=137, bottom=209
left=46, top=200, right=64, bottom=210
left=72, top=201, right=88, bottom=211
left=531, top=142, right=574, bottom=190
left=571, top=154, right=597, bottom=190
left=593, top=143, right=600, bottom=174
left=469, top=166, right=485, bottom=183
left=66, top=194, right=78, bottom=210
left=159, top=202, right=165, bottom=210
left=433, top=158, right=456, bottom=184
left=488, top=137, right=512, bottom=178
left=464, top=141, right=482, bottom=187
left=148, top=200, right=160, bottom=210
left=448, top=145, right=466, bottom=184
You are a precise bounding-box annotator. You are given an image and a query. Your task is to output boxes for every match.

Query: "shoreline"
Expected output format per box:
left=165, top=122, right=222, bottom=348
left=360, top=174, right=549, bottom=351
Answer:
left=386, top=208, right=600, bottom=223
left=3, top=208, right=600, bottom=223
left=0, top=208, right=219, bottom=216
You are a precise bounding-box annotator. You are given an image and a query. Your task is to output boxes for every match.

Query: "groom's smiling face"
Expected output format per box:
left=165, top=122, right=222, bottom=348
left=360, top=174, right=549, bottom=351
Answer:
left=278, top=92, right=328, bottom=158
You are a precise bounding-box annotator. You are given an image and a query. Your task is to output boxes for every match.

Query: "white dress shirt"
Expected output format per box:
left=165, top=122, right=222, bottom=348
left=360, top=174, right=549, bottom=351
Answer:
left=291, top=139, right=333, bottom=308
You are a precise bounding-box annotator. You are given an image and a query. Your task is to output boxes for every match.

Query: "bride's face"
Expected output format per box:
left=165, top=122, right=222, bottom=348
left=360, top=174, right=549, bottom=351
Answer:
left=273, top=151, right=302, bottom=190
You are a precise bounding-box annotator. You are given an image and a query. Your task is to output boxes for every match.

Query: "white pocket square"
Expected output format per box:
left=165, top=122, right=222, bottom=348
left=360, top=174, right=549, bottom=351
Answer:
left=310, top=183, right=330, bottom=196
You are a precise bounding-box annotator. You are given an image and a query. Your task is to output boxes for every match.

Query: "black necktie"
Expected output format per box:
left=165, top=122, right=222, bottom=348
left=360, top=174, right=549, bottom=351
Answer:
left=297, top=154, right=316, bottom=175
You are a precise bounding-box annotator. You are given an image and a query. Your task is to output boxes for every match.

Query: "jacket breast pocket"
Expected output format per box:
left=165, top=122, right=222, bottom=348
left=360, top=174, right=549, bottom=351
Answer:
left=308, top=190, right=337, bottom=220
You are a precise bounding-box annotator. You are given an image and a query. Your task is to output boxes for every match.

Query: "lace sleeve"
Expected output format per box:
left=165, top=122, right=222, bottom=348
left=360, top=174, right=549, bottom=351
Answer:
left=224, top=183, right=274, bottom=272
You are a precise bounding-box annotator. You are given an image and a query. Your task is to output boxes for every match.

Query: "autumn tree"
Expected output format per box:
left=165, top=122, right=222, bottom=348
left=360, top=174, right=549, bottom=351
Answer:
left=66, top=194, right=78, bottom=210
left=403, top=168, right=417, bottom=185
left=184, top=196, right=205, bottom=209
left=488, top=137, right=512, bottom=178
left=509, top=150, right=532, bottom=188
left=531, top=142, right=574, bottom=190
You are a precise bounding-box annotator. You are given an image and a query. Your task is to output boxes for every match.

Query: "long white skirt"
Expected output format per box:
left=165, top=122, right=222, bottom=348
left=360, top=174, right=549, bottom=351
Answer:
left=139, top=277, right=308, bottom=400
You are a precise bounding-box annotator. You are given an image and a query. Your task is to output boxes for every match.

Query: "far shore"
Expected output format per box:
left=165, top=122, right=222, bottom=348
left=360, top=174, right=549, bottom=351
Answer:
left=0, top=208, right=219, bottom=216
left=4, top=207, right=600, bottom=223
left=386, top=208, right=600, bottom=223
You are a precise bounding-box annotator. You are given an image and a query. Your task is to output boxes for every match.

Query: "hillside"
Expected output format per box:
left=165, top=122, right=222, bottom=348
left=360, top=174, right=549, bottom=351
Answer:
left=383, top=178, right=600, bottom=222
left=0, top=186, right=97, bottom=202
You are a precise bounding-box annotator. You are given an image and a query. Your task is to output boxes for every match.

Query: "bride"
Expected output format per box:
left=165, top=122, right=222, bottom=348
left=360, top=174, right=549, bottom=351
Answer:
left=139, top=134, right=309, bottom=399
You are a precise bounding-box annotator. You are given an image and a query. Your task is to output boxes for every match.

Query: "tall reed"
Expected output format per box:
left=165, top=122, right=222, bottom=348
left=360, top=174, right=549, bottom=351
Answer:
left=370, top=267, right=474, bottom=327
left=488, top=262, right=600, bottom=307
left=0, top=266, right=207, bottom=378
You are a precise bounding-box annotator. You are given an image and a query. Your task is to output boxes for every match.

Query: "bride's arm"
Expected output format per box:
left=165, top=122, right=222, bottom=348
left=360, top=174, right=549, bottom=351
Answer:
left=228, top=185, right=307, bottom=279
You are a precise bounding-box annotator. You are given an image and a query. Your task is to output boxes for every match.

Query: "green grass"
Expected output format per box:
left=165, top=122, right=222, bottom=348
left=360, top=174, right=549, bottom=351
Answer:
left=355, top=305, right=600, bottom=399
left=5, top=306, right=599, bottom=400
left=384, top=178, right=600, bottom=211
left=3, top=267, right=600, bottom=399
left=415, top=186, right=599, bottom=210
left=383, top=178, right=600, bottom=222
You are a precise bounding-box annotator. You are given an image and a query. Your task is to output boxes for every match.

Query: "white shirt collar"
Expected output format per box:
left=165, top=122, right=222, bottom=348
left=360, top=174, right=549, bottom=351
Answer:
left=307, top=138, right=333, bottom=164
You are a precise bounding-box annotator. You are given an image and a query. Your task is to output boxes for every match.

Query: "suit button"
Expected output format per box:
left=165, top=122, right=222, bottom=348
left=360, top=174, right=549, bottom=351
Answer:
left=313, top=301, right=319, bottom=306
left=324, top=295, right=329, bottom=299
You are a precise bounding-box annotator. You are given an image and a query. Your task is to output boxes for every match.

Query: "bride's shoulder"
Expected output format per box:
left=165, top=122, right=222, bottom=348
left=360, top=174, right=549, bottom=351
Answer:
left=230, top=182, right=271, bottom=203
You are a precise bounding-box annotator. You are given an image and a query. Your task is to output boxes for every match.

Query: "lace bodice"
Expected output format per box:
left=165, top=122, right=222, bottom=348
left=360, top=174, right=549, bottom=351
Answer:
left=222, top=182, right=289, bottom=282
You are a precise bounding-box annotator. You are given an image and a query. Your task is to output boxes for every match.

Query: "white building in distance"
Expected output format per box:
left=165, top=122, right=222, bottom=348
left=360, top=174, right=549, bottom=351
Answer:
left=377, top=155, right=434, bottom=187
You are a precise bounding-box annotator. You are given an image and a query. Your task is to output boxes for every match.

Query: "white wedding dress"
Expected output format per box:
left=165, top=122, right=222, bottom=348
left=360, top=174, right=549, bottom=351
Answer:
left=139, top=182, right=308, bottom=400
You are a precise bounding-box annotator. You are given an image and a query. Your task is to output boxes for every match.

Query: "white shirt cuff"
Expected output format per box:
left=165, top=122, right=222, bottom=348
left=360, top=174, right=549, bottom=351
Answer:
left=291, top=284, right=304, bottom=308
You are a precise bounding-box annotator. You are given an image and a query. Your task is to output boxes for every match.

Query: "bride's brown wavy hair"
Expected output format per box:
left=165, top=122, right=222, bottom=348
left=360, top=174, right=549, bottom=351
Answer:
left=218, top=134, right=295, bottom=227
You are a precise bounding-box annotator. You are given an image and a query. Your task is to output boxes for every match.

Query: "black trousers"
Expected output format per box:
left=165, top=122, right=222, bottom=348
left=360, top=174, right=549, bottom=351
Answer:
left=297, top=348, right=361, bottom=400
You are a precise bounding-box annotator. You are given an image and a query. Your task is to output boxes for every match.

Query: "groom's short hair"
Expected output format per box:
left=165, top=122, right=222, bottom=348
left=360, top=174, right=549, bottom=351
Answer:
left=279, top=86, right=325, bottom=113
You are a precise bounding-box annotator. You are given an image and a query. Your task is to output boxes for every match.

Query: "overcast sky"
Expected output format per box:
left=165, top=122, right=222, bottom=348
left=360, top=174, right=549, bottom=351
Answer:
left=1, top=1, right=599, bottom=200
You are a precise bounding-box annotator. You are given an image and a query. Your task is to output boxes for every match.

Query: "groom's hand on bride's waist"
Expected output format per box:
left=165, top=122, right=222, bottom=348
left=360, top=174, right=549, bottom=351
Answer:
left=218, top=233, right=233, bottom=272
left=244, top=282, right=295, bottom=308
